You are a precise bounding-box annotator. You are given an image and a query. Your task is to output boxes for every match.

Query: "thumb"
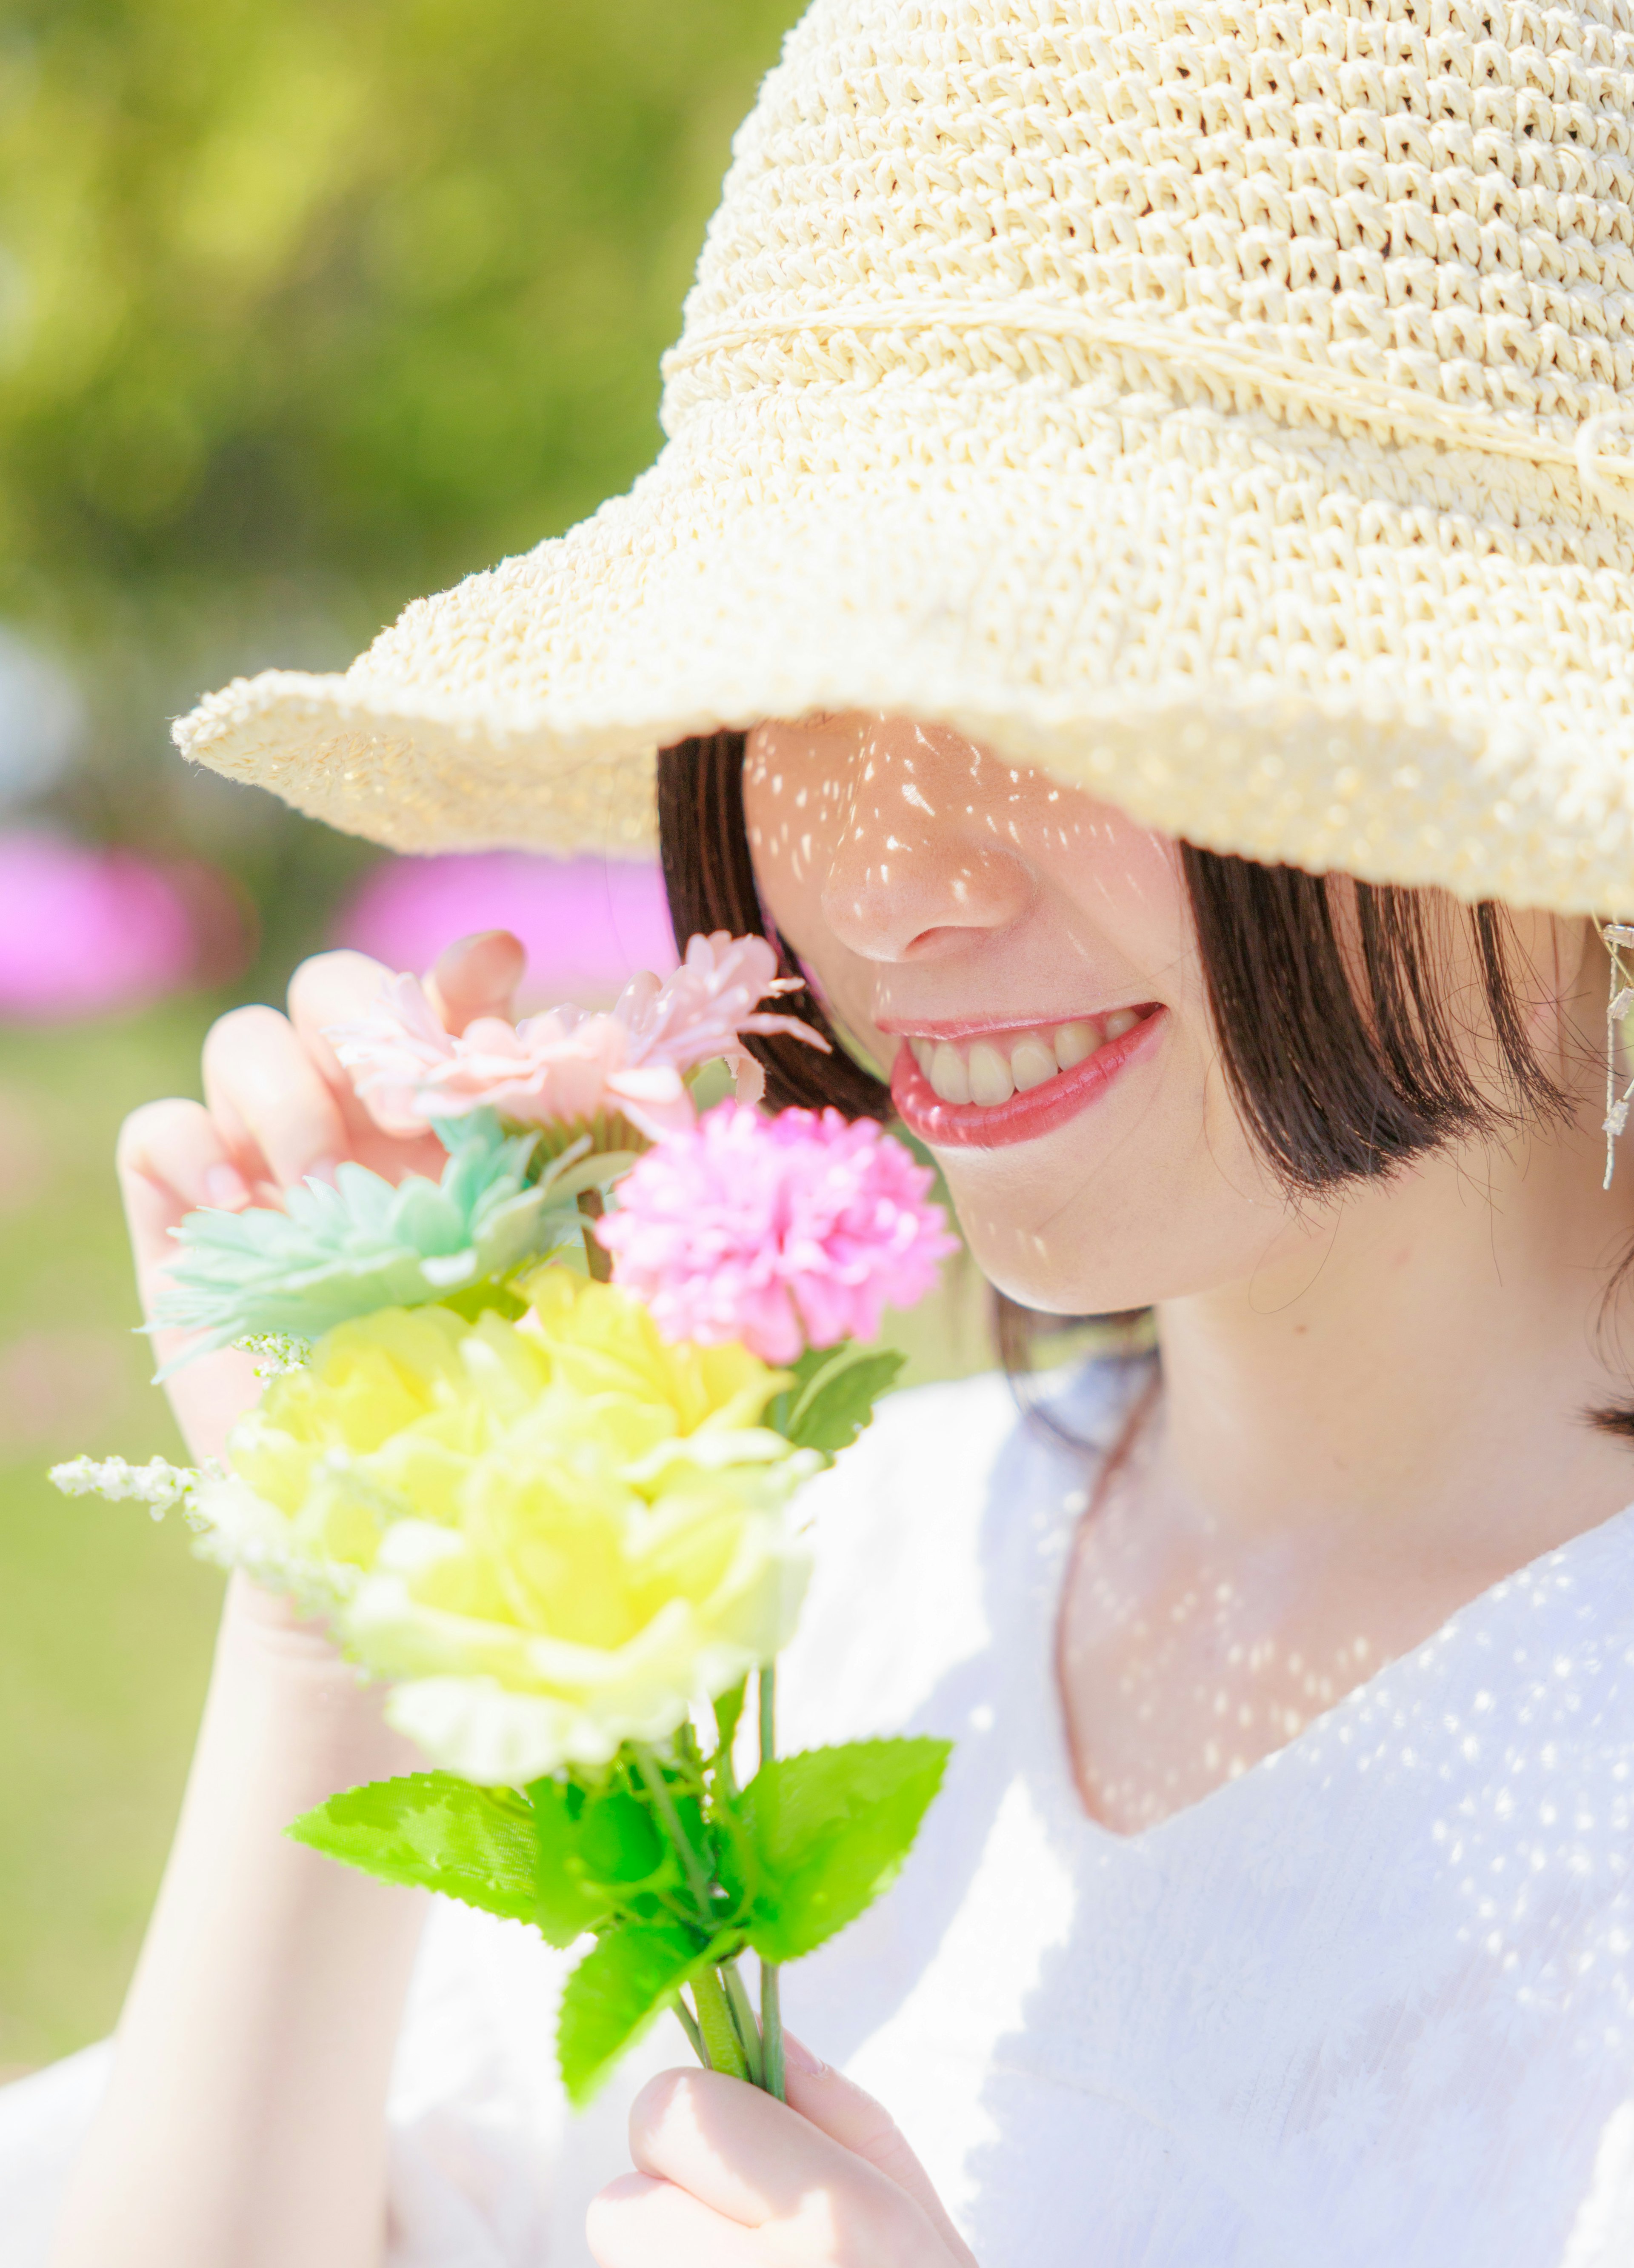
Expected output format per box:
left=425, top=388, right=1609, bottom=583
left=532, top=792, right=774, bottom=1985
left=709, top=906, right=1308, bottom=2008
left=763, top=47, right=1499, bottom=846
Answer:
left=780, top=2034, right=977, bottom=2265
left=424, top=929, right=526, bottom=1034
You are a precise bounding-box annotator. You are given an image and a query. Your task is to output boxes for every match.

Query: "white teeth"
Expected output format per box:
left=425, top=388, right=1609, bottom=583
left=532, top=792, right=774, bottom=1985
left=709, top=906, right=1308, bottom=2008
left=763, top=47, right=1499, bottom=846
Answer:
left=967, top=1041, right=1015, bottom=1107
left=928, top=1043, right=971, bottom=1104
left=1053, top=1021, right=1099, bottom=1069
left=911, top=1011, right=1140, bottom=1110
left=1009, top=1034, right=1059, bottom=1091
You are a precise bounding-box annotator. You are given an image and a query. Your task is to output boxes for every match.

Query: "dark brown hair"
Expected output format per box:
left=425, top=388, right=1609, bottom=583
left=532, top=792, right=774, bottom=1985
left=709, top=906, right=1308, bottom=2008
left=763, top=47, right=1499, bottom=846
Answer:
left=658, top=731, right=890, bottom=1121
left=657, top=730, right=1593, bottom=1407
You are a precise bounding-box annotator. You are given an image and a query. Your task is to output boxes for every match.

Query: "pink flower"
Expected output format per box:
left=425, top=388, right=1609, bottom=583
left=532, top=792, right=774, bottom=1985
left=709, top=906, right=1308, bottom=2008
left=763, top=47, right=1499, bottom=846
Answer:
left=328, top=932, right=827, bottom=1142
left=595, top=1103, right=960, bottom=1363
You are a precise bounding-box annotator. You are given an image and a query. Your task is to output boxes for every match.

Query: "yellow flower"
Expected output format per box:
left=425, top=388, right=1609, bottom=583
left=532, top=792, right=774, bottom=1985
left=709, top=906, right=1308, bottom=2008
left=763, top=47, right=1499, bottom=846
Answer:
left=197, top=1274, right=816, bottom=1782
left=223, top=1304, right=551, bottom=1566
left=519, top=1264, right=785, bottom=1436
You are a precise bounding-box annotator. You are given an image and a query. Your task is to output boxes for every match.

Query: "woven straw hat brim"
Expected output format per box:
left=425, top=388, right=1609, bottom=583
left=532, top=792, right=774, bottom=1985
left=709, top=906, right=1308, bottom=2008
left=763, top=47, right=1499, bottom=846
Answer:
left=178, top=379, right=1634, bottom=919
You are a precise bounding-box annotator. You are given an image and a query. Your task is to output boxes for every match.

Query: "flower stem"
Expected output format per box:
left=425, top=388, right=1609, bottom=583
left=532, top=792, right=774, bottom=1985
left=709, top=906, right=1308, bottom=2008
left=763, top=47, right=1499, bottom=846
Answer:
left=631, top=1745, right=715, bottom=1926
left=759, top=1662, right=776, bottom=1764
left=577, top=1189, right=612, bottom=1281
left=760, top=1961, right=785, bottom=2102
left=757, top=1662, right=786, bottom=2101
left=691, top=1965, right=751, bottom=2081
left=721, top=1958, right=765, bottom=2087
left=674, top=1988, right=708, bottom=2065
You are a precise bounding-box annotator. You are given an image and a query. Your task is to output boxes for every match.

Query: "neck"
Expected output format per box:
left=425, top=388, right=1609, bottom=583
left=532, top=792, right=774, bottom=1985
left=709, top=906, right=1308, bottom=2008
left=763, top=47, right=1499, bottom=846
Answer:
left=1152, top=1102, right=1634, bottom=1566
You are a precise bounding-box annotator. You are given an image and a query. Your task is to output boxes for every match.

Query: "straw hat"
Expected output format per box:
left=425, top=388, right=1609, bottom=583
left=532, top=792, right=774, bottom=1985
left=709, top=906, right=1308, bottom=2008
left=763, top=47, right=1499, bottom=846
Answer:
left=177, top=0, right=1634, bottom=917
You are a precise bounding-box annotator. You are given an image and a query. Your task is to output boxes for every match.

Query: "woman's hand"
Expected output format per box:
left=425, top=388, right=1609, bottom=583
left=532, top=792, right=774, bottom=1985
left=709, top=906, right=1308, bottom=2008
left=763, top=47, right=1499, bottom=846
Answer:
left=115, top=928, right=526, bottom=1465
left=49, top=933, right=527, bottom=2268
left=586, top=2043, right=979, bottom=2268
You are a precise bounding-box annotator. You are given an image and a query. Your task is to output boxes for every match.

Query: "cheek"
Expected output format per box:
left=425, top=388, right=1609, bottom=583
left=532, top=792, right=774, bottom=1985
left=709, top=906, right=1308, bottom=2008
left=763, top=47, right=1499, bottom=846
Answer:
left=928, top=1017, right=1287, bottom=1313
left=1046, top=806, right=1188, bottom=968
left=743, top=744, right=820, bottom=936
left=743, top=738, right=872, bottom=1024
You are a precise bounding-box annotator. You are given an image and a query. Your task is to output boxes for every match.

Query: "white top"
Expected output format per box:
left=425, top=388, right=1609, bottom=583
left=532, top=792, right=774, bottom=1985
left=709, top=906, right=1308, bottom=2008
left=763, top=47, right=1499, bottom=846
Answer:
left=7, top=1363, right=1634, bottom=2268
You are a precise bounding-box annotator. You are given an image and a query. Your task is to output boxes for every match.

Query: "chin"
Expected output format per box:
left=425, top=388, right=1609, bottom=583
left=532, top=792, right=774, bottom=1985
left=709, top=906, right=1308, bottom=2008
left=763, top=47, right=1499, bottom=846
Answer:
left=957, top=1217, right=1155, bottom=1320
left=940, top=1107, right=1299, bottom=1319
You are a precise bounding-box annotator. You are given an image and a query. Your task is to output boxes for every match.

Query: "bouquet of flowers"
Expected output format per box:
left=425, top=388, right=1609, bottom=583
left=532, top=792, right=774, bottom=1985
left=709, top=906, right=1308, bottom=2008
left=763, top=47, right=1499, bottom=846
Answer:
left=53, top=934, right=959, bottom=2106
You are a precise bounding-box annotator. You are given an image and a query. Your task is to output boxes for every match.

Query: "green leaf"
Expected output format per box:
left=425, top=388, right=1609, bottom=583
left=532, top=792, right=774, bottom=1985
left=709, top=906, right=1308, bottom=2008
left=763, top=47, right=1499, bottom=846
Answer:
left=579, top=1789, right=666, bottom=1882
left=783, top=1347, right=906, bottom=1460
left=787, top=1344, right=838, bottom=1389
left=712, top=1677, right=747, bottom=1760
left=557, top=1921, right=713, bottom=2107
left=149, top=1108, right=577, bottom=1370
left=529, top=1771, right=695, bottom=1948
left=530, top=1778, right=624, bottom=1947
left=438, top=1278, right=528, bottom=1323
left=287, top=1773, right=539, bottom=1923
left=740, top=1738, right=952, bottom=1962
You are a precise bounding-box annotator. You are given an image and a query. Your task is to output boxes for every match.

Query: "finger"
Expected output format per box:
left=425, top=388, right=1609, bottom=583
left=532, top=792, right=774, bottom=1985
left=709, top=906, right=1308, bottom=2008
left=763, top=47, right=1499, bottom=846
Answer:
left=115, top=1097, right=263, bottom=1460
left=286, top=950, right=446, bottom=1174
left=424, top=929, right=526, bottom=1034
left=628, top=2068, right=934, bottom=2251
left=287, top=948, right=399, bottom=1092
left=202, top=1003, right=351, bottom=1194
left=586, top=2173, right=762, bottom=2268
left=117, top=1097, right=252, bottom=1297
left=782, top=2038, right=977, bottom=2262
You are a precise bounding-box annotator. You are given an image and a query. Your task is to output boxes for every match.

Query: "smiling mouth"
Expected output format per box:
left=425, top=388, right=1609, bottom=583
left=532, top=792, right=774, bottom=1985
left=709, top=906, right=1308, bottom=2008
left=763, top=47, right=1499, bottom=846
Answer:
left=888, top=1005, right=1165, bottom=1148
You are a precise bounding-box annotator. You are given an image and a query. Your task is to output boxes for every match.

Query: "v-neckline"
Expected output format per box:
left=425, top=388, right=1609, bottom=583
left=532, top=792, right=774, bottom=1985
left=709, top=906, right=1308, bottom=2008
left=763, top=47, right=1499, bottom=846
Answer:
left=1037, top=1374, right=1634, bottom=1851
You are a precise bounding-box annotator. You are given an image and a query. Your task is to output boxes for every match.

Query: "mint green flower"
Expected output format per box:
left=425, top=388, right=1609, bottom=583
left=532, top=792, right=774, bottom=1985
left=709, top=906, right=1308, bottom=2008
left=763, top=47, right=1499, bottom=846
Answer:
left=154, top=1111, right=630, bottom=1372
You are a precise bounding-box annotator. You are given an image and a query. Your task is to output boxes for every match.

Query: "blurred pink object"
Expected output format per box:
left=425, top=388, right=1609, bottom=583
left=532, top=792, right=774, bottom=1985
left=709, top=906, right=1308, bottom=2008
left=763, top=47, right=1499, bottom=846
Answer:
left=328, top=931, right=828, bottom=1142
left=332, top=852, right=679, bottom=1008
left=597, top=1101, right=960, bottom=1363
left=0, top=830, right=203, bottom=1020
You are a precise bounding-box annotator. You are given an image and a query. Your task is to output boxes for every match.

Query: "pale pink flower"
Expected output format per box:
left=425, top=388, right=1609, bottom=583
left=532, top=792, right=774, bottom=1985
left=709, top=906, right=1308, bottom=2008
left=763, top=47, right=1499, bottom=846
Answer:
left=328, top=932, right=826, bottom=1142
left=595, top=1103, right=960, bottom=1363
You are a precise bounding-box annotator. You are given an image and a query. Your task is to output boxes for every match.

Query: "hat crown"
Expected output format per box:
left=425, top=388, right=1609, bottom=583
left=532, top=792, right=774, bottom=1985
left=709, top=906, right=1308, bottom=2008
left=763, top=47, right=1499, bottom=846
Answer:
left=663, top=0, right=1634, bottom=441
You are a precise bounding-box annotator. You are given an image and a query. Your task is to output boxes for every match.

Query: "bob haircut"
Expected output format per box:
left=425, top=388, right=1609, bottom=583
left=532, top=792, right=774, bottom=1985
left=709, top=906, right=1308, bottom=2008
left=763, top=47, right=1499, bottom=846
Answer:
left=656, top=731, right=1617, bottom=1425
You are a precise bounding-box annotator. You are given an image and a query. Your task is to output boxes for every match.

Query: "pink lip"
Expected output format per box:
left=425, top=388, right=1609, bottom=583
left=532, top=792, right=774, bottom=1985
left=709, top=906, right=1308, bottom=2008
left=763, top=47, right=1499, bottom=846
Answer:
left=890, top=1007, right=1166, bottom=1148
left=878, top=1013, right=1082, bottom=1044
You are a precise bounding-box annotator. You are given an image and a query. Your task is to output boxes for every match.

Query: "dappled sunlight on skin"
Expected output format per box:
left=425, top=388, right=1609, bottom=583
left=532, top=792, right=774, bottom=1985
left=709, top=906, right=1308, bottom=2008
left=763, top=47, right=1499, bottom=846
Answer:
left=1058, top=1394, right=1634, bottom=1838
left=746, top=711, right=1634, bottom=1841
left=1057, top=1402, right=1468, bottom=1835
left=746, top=711, right=1295, bottom=1319
left=1057, top=1357, right=1634, bottom=1836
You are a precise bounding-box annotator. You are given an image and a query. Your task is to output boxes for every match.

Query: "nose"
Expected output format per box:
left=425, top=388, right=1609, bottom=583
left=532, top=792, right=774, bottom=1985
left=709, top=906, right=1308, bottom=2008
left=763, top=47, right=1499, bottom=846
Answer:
left=817, top=720, right=1034, bottom=964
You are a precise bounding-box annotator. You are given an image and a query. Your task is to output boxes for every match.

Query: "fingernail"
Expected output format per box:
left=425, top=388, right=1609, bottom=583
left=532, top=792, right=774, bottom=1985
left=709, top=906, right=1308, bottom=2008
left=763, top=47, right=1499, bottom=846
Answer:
left=437, top=931, right=511, bottom=966
left=202, top=1163, right=251, bottom=1210
left=781, top=2031, right=825, bottom=2077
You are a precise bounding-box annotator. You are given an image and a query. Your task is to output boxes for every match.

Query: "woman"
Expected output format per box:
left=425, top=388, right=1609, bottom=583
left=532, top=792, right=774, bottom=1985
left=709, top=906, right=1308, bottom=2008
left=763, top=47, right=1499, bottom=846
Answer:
left=11, top=0, right=1634, bottom=2261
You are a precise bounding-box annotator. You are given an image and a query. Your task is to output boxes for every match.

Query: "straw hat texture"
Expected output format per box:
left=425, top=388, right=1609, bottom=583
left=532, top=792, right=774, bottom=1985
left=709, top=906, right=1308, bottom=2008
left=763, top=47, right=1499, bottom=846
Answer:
left=178, top=0, right=1634, bottom=917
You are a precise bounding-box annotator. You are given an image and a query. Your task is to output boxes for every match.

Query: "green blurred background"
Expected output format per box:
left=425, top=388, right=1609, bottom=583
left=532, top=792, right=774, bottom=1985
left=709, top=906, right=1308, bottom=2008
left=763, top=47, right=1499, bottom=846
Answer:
left=0, top=0, right=999, bottom=2080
